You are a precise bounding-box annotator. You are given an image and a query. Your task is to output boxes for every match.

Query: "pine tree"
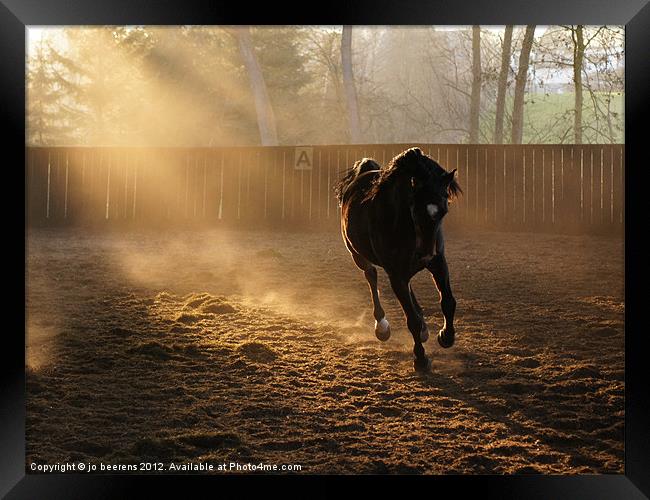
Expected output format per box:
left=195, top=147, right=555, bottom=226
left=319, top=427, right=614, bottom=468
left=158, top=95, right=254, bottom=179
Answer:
left=27, top=42, right=78, bottom=145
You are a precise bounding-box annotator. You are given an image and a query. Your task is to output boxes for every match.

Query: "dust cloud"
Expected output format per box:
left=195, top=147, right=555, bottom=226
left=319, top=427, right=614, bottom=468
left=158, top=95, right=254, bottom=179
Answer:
left=113, top=228, right=382, bottom=339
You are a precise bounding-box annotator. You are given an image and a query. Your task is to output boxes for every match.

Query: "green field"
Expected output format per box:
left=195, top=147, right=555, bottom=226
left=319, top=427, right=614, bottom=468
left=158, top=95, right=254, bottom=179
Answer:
left=481, top=92, right=624, bottom=144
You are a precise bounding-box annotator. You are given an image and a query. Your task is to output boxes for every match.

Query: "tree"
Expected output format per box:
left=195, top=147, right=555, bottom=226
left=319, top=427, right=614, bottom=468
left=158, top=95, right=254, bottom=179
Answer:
left=510, top=25, right=535, bottom=144
left=252, top=27, right=312, bottom=144
left=415, top=28, right=474, bottom=143
left=26, top=25, right=624, bottom=147
left=469, top=26, right=482, bottom=143
left=494, top=25, right=513, bottom=144
left=45, top=27, right=146, bottom=145
left=581, top=26, right=624, bottom=143
left=533, top=25, right=623, bottom=143
left=27, top=42, right=74, bottom=145
left=232, top=26, right=279, bottom=146
left=341, top=26, right=362, bottom=143
left=572, top=25, right=585, bottom=144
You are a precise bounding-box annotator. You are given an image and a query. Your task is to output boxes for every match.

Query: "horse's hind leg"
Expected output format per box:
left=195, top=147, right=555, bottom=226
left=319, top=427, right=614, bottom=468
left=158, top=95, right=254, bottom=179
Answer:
left=350, top=252, right=390, bottom=341
left=427, top=253, right=456, bottom=348
left=388, top=274, right=430, bottom=372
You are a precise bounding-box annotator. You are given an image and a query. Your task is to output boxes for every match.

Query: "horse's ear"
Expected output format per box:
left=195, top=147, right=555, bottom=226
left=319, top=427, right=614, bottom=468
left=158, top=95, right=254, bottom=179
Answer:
left=445, top=168, right=463, bottom=199
left=444, top=168, right=458, bottom=184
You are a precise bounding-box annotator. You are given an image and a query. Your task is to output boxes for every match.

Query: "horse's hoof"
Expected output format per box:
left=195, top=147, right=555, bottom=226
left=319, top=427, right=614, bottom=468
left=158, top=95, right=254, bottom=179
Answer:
left=420, top=323, right=430, bottom=343
left=414, top=356, right=431, bottom=372
left=375, top=318, right=391, bottom=341
left=437, top=329, right=455, bottom=348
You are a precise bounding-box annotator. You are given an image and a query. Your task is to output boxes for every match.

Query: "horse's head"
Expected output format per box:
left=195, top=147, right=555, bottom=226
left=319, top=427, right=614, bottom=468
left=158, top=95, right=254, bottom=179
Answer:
left=395, top=148, right=462, bottom=225
left=363, top=148, right=462, bottom=225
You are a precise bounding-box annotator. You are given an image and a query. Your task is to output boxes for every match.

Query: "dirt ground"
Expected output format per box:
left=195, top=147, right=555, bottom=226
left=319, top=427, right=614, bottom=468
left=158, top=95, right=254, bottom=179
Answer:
left=25, top=225, right=624, bottom=474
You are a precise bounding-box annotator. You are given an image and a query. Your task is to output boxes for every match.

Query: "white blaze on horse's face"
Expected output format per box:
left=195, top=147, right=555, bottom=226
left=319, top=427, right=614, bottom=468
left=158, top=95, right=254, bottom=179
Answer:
left=426, top=204, right=439, bottom=219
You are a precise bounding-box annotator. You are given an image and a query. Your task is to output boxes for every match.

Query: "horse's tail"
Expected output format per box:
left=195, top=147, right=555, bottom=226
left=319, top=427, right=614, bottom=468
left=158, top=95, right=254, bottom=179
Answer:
left=334, top=158, right=381, bottom=204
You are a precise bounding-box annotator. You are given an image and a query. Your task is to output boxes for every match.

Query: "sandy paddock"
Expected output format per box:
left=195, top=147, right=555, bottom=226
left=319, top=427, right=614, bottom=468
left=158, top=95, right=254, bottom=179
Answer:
left=26, top=226, right=624, bottom=474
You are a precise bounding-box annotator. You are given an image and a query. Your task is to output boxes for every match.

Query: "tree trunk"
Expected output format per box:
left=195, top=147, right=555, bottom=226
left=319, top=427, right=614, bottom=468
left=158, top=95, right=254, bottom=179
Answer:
left=494, top=25, right=513, bottom=144
left=469, top=25, right=481, bottom=144
left=341, top=25, right=362, bottom=144
left=573, top=25, right=585, bottom=144
left=234, top=26, right=279, bottom=146
left=511, top=25, right=536, bottom=144
left=469, top=25, right=482, bottom=143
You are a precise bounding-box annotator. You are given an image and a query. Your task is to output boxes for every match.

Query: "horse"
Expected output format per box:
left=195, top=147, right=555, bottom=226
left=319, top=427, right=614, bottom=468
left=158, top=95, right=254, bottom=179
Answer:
left=334, top=147, right=462, bottom=372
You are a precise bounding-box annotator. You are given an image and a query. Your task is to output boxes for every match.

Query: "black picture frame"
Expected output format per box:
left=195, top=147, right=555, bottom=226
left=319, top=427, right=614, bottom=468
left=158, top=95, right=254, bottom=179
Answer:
left=4, top=1, right=649, bottom=497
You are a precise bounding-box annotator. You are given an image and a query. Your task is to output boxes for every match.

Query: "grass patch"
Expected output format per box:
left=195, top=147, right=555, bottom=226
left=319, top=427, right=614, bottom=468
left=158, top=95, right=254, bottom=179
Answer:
left=480, top=91, right=623, bottom=143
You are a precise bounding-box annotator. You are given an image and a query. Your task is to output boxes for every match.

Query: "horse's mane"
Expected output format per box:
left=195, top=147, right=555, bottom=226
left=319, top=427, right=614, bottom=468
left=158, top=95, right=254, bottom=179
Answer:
left=334, top=158, right=381, bottom=204
left=364, top=147, right=462, bottom=202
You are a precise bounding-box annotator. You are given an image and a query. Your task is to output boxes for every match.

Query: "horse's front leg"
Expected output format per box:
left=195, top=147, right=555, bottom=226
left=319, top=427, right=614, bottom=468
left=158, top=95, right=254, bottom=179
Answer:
left=426, top=253, right=456, bottom=348
left=410, top=284, right=429, bottom=342
left=388, top=274, right=430, bottom=372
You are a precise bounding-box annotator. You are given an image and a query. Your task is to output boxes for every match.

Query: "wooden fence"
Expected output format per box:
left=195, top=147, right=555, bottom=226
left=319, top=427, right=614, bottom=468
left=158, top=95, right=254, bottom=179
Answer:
left=26, top=144, right=624, bottom=234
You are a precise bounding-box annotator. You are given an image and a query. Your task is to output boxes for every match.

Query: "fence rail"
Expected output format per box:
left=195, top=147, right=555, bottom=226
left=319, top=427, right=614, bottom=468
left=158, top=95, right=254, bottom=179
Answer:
left=26, top=144, right=624, bottom=234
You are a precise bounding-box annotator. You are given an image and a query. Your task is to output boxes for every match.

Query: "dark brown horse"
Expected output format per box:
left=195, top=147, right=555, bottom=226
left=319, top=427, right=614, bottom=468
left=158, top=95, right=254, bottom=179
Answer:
left=334, top=147, right=462, bottom=371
